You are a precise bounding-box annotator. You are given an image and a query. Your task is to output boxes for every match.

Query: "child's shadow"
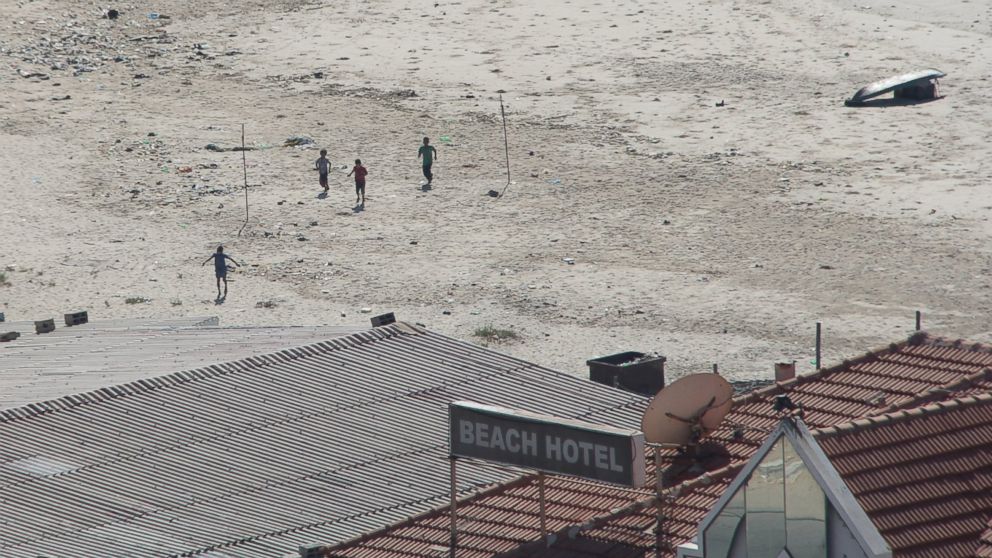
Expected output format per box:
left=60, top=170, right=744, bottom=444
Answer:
left=421, top=184, right=432, bottom=192
left=214, top=295, right=226, bottom=305
left=352, top=203, right=365, bottom=213
left=317, top=191, right=328, bottom=199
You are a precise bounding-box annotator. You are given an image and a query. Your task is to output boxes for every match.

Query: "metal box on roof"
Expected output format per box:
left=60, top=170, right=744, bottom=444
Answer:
left=587, top=351, right=665, bottom=396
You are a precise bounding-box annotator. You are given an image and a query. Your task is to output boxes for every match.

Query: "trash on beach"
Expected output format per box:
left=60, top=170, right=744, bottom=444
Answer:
left=205, top=143, right=255, bottom=152
left=283, top=136, right=315, bottom=147
left=845, top=69, right=945, bottom=106
left=439, top=135, right=452, bottom=144
left=546, top=178, right=561, bottom=185
left=177, top=166, right=193, bottom=174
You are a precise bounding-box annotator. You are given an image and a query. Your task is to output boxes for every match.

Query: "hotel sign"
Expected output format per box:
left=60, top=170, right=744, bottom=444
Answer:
left=449, top=401, right=646, bottom=487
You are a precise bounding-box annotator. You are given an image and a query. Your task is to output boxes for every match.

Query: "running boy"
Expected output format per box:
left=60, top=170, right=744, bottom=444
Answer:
left=347, top=159, right=368, bottom=205
left=202, top=246, right=241, bottom=299
left=315, top=149, right=330, bottom=193
left=417, top=137, right=437, bottom=186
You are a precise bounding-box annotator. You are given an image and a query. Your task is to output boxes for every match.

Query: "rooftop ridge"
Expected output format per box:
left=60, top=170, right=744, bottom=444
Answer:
left=730, top=332, right=924, bottom=408
left=868, top=367, right=992, bottom=416
left=0, top=325, right=405, bottom=424
left=812, top=392, right=992, bottom=439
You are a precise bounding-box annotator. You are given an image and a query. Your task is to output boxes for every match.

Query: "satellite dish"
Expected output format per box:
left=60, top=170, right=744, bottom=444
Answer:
left=640, top=373, right=733, bottom=445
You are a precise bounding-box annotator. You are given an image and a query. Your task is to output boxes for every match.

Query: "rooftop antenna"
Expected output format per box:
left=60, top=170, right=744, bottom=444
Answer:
left=640, top=373, right=734, bottom=557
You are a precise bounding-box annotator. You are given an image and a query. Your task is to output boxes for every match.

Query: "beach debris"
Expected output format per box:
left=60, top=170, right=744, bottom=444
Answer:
left=715, top=100, right=725, bottom=107
left=487, top=190, right=500, bottom=197
left=360, top=307, right=372, bottom=313
left=205, top=143, right=255, bottom=152
left=562, top=257, right=575, bottom=265
left=255, top=300, right=277, bottom=309
left=18, top=69, right=49, bottom=80
left=106, top=9, right=120, bottom=19
left=283, top=136, right=315, bottom=147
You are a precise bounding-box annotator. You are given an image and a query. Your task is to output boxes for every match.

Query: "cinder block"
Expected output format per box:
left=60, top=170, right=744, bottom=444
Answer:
left=35, top=319, right=55, bottom=334
left=0, top=331, right=19, bottom=342
left=64, top=311, right=89, bottom=327
left=370, top=312, right=396, bottom=328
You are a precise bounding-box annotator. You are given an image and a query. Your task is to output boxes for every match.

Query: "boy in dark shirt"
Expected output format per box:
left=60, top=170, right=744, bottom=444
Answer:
left=202, top=246, right=241, bottom=299
left=417, top=137, right=437, bottom=186
left=347, top=159, right=368, bottom=205
left=315, top=149, right=330, bottom=193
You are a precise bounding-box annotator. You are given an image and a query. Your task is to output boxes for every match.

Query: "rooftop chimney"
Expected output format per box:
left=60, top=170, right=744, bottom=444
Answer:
left=774, top=361, right=796, bottom=383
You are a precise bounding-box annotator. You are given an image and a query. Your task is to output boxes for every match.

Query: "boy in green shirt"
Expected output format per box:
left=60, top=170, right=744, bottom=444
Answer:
left=417, top=137, right=437, bottom=186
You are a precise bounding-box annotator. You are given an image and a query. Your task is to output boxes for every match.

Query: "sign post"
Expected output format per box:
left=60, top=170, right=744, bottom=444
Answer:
left=447, top=401, right=645, bottom=554
left=449, top=401, right=646, bottom=486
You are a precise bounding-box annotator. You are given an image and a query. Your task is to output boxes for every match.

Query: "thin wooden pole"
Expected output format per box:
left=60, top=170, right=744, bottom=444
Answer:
left=538, top=472, right=548, bottom=545
left=498, top=94, right=512, bottom=198
left=915, top=310, right=922, bottom=331
left=449, top=457, right=458, bottom=558
left=238, top=124, right=250, bottom=236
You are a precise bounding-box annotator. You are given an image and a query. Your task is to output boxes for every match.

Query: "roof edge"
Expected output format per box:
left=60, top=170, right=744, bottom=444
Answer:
left=0, top=325, right=398, bottom=424
left=813, top=392, right=992, bottom=439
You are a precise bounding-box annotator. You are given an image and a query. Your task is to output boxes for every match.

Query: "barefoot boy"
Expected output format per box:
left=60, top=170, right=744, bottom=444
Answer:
left=347, top=159, right=368, bottom=205
left=315, top=149, right=330, bottom=193
left=202, top=246, right=241, bottom=299
left=417, top=137, right=437, bottom=186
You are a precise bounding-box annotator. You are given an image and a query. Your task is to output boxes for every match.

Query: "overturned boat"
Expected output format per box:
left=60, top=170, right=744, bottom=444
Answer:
left=845, top=69, right=945, bottom=106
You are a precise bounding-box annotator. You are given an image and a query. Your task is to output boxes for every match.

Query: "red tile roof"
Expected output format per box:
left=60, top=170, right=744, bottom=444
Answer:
left=815, top=393, right=992, bottom=558
left=325, top=333, right=992, bottom=558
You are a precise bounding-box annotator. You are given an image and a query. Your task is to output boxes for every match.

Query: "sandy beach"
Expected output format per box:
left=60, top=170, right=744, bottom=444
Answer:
left=2, top=0, right=991, bottom=382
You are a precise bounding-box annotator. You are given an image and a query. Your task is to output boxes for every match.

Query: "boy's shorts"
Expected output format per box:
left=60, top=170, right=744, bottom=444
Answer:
left=355, top=181, right=366, bottom=194
left=319, top=173, right=329, bottom=188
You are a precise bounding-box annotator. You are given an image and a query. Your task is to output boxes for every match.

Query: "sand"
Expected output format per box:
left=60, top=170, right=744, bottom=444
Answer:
left=1, top=0, right=991, bottom=383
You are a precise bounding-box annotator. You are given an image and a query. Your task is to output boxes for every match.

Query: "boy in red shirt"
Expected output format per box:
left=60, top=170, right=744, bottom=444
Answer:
left=347, top=159, right=368, bottom=205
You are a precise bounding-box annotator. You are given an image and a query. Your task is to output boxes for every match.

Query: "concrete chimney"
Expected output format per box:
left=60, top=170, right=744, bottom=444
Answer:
left=774, top=361, right=796, bottom=383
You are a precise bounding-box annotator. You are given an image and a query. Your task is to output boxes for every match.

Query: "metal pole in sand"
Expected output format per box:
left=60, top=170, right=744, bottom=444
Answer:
left=815, top=321, right=822, bottom=370
left=238, top=123, right=250, bottom=236
left=498, top=93, right=512, bottom=198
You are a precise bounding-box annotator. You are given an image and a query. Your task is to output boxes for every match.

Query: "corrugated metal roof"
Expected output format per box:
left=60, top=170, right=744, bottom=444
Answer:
left=0, top=322, right=646, bottom=558
left=0, top=316, right=362, bottom=411
left=326, top=332, right=992, bottom=558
